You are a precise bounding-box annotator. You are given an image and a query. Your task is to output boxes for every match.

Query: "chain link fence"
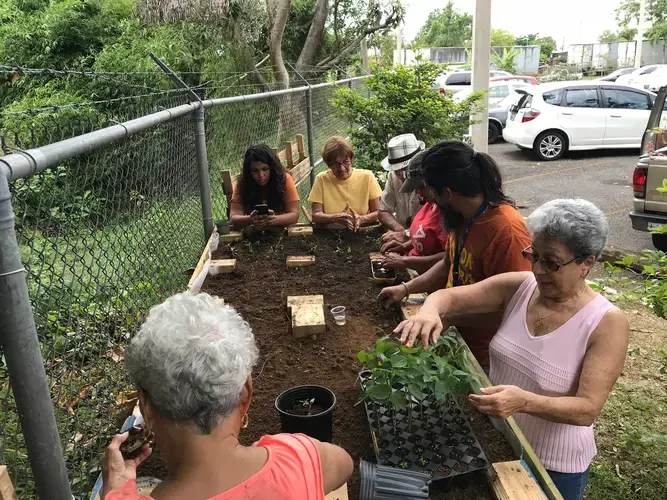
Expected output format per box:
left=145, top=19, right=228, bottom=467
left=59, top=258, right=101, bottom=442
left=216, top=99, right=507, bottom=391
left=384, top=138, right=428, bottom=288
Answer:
left=0, top=72, right=368, bottom=498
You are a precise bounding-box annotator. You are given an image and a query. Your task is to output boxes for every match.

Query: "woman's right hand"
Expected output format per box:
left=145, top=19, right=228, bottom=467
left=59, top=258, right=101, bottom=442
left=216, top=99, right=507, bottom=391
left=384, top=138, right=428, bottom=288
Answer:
left=334, top=204, right=355, bottom=231
left=101, top=432, right=152, bottom=498
left=393, top=309, right=444, bottom=348
left=377, top=284, right=408, bottom=307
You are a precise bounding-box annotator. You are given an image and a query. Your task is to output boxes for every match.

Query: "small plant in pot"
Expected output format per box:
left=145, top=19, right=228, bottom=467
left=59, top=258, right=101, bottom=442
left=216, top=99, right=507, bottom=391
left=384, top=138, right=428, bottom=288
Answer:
left=275, top=385, right=336, bottom=442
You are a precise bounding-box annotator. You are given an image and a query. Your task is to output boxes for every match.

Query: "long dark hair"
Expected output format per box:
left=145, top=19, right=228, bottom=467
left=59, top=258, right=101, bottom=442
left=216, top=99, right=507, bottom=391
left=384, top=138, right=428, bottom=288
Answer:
left=420, top=141, right=514, bottom=206
left=238, top=144, right=287, bottom=214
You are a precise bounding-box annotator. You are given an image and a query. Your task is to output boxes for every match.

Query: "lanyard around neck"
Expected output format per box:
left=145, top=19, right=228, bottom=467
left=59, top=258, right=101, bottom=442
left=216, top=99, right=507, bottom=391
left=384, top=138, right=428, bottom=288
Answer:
left=452, top=201, right=488, bottom=287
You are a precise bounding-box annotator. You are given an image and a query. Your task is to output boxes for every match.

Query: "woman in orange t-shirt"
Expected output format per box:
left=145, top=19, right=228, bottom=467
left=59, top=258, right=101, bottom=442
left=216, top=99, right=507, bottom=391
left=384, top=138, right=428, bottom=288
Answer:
left=230, top=145, right=300, bottom=229
left=101, top=292, right=353, bottom=500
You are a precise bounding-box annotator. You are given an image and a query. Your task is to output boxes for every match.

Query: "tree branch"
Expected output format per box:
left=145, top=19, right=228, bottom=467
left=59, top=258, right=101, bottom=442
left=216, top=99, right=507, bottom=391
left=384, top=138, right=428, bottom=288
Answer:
left=316, top=9, right=398, bottom=67
left=296, top=0, right=329, bottom=71
left=266, top=0, right=291, bottom=89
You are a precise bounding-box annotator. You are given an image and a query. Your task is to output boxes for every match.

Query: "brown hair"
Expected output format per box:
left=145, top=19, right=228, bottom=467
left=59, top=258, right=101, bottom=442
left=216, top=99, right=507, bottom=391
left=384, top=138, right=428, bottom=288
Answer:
left=321, top=136, right=354, bottom=166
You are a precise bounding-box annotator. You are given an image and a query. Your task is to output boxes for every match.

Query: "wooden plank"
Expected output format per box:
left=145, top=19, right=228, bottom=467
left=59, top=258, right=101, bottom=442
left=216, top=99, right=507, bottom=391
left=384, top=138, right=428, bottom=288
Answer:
left=0, top=466, right=16, bottom=500
left=368, top=252, right=383, bottom=261
left=274, top=148, right=287, bottom=163
left=208, top=259, right=236, bottom=275
left=287, top=295, right=324, bottom=311
left=288, top=226, right=313, bottom=237
left=300, top=205, right=313, bottom=224
left=297, top=134, right=307, bottom=162
left=286, top=256, right=316, bottom=267
left=290, top=157, right=311, bottom=185
left=325, top=483, right=349, bottom=500
left=453, top=331, right=563, bottom=500
left=187, top=229, right=218, bottom=290
left=221, top=231, right=243, bottom=242
left=285, top=141, right=295, bottom=169
left=292, top=303, right=326, bottom=338
left=222, top=170, right=234, bottom=196
left=488, top=461, right=548, bottom=500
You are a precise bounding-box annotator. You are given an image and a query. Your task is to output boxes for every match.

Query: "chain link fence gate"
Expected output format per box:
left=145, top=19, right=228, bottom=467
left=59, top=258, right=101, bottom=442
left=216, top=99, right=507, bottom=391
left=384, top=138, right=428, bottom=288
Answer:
left=0, top=75, right=367, bottom=498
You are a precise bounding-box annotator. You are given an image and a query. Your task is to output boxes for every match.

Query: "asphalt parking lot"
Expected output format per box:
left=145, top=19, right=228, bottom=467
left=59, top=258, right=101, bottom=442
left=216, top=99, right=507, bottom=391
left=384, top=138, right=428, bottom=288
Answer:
left=489, top=141, right=653, bottom=254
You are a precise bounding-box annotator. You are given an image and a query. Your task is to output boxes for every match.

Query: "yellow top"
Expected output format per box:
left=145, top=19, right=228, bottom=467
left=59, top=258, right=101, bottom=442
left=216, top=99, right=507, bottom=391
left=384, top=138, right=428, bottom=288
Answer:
left=307, top=169, right=382, bottom=214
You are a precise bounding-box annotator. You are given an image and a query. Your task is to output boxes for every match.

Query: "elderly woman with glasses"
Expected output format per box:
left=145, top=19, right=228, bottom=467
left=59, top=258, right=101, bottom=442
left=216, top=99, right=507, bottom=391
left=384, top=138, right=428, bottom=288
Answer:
left=101, top=292, right=353, bottom=500
left=394, top=199, right=629, bottom=500
left=308, top=136, right=382, bottom=231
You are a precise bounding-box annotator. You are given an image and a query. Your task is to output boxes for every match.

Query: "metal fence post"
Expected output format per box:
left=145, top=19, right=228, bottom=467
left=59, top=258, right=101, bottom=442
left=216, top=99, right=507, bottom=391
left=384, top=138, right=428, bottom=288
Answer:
left=150, top=54, right=214, bottom=241
left=192, top=104, right=214, bottom=239
left=305, top=87, right=316, bottom=187
left=0, top=169, right=72, bottom=500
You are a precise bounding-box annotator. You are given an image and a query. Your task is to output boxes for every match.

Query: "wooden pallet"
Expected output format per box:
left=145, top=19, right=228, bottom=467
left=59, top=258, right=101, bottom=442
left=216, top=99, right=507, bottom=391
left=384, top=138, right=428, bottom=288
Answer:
left=488, top=461, right=548, bottom=500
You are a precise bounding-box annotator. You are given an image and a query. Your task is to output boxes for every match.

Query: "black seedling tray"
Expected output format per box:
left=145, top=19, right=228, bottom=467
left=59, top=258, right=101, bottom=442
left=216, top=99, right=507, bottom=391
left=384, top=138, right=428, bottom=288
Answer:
left=360, top=375, right=489, bottom=480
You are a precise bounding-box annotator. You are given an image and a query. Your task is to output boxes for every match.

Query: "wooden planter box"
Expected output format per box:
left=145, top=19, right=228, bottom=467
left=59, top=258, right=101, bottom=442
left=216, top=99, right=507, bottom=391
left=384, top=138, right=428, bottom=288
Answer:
left=90, top=227, right=562, bottom=500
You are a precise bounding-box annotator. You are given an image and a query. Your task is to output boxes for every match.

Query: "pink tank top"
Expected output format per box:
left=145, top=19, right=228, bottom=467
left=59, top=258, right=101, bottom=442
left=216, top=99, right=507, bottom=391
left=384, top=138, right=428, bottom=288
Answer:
left=489, top=274, right=614, bottom=473
left=106, top=433, right=324, bottom=499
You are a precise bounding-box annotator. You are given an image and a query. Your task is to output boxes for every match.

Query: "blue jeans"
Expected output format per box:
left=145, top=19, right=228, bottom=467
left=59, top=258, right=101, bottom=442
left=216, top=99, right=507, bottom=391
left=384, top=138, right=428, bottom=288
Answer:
left=547, top=467, right=590, bottom=500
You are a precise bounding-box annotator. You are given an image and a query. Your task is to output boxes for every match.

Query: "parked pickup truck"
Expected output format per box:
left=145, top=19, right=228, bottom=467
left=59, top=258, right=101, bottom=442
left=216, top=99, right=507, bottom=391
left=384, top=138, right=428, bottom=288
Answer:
left=631, top=85, right=667, bottom=250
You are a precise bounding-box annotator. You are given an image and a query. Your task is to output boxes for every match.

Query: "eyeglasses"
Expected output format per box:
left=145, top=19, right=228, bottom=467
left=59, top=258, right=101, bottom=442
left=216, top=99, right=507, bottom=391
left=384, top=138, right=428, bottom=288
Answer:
left=329, top=158, right=351, bottom=170
left=521, top=246, right=586, bottom=272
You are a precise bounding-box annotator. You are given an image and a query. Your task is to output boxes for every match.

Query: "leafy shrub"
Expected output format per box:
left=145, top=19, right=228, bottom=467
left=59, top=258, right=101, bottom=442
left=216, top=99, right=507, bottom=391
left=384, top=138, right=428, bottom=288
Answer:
left=331, top=62, right=482, bottom=171
left=539, top=68, right=583, bottom=83
left=492, top=47, right=520, bottom=74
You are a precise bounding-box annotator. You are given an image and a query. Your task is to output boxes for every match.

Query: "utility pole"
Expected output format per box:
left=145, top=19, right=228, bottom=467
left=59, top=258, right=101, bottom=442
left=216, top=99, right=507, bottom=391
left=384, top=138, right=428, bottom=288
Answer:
left=470, top=0, right=492, bottom=152
left=395, top=26, right=402, bottom=67
left=636, top=0, right=646, bottom=68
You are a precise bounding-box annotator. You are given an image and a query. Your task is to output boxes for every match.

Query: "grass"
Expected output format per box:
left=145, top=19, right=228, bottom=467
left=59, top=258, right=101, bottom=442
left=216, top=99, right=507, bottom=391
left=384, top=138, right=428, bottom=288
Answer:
left=585, top=269, right=667, bottom=500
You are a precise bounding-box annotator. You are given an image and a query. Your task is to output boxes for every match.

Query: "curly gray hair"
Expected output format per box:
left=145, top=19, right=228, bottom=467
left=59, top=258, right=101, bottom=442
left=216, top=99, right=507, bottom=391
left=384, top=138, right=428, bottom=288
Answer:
left=526, top=199, right=608, bottom=259
left=125, top=292, right=259, bottom=434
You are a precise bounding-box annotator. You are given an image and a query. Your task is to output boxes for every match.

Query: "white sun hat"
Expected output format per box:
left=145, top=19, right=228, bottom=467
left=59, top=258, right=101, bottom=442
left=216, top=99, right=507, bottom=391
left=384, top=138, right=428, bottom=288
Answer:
left=381, top=133, right=426, bottom=172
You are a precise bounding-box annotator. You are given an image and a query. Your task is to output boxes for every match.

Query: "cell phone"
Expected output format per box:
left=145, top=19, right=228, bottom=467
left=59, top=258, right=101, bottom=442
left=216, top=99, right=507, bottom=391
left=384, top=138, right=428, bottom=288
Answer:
left=255, top=204, right=269, bottom=215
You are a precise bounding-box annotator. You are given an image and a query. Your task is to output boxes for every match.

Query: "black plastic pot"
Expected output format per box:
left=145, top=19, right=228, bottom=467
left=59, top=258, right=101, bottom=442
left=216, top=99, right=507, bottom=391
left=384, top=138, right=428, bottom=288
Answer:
left=359, top=459, right=431, bottom=500
left=275, top=385, right=336, bottom=442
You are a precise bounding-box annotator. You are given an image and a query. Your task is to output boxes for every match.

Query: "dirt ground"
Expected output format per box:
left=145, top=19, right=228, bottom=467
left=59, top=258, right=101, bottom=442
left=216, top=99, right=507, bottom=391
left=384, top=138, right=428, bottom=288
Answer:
left=137, top=228, right=515, bottom=498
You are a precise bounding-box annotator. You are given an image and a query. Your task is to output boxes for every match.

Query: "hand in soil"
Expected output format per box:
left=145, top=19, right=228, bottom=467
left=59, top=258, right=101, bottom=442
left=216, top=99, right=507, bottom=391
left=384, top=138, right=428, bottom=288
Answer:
left=101, top=431, right=152, bottom=499
left=381, top=253, right=406, bottom=270
left=380, top=238, right=405, bottom=254
left=377, top=284, right=407, bottom=307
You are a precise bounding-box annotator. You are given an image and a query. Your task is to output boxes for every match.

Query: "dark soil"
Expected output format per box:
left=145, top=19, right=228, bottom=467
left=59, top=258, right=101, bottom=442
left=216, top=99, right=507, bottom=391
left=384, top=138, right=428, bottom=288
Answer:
left=287, top=402, right=328, bottom=416
left=136, top=228, right=515, bottom=499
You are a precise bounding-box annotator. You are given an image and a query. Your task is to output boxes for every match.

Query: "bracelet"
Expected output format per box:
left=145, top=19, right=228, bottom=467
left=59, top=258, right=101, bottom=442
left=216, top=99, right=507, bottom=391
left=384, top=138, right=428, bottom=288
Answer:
left=402, top=282, right=410, bottom=299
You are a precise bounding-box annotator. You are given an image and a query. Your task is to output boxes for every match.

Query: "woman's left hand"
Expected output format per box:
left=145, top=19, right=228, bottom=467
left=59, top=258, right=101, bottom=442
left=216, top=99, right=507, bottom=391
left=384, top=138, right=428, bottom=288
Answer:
left=382, top=253, right=406, bottom=269
left=101, top=432, right=152, bottom=498
left=468, top=385, right=530, bottom=419
left=254, top=210, right=277, bottom=227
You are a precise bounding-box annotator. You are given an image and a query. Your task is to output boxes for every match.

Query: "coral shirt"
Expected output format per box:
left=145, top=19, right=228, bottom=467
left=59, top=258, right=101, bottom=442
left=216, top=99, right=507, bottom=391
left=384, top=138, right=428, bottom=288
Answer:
left=105, top=434, right=324, bottom=500
left=408, top=202, right=445, bottom=257
left=231, top=174, right=300, bottom=213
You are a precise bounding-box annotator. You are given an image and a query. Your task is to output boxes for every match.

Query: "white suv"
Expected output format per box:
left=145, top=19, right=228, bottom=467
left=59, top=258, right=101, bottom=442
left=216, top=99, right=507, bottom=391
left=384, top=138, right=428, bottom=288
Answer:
left=503, top=81, right=656, bottom=161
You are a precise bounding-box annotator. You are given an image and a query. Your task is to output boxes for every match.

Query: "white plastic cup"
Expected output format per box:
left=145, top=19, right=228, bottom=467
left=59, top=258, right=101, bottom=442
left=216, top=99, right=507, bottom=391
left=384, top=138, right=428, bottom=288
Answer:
left=331, top=306, right=346, bottom=325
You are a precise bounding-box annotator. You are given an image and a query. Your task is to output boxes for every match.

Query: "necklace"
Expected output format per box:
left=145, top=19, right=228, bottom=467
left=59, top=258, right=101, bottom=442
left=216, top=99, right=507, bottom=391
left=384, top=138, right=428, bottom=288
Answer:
left=533, top=308, right=559, bottom=335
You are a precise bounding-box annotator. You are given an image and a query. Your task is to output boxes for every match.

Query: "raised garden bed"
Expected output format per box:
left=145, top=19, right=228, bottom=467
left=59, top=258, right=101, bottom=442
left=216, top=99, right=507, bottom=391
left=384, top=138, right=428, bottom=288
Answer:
left=101, top=227, right=561, bottom=500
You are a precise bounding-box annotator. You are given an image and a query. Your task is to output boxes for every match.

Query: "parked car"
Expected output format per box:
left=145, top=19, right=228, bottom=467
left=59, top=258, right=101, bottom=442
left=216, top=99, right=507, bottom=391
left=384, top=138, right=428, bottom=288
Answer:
left=646, top=66, right=667, bottom=92
left=630, top=85, right=667, bottom=250
left=503, top=81, right=657, bottom=161
left=616, top=64, right=666, bottom=90
left=596, top=67, right=635, bottom=82
left=452, top=79, right=533, bottom=107
left=435, top=69, right=512, bottom=94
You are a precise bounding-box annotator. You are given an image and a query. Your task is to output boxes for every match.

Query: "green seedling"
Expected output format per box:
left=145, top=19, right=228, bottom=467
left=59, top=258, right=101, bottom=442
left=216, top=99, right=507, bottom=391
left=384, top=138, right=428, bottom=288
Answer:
left=296, top=397, right=316, bottom=415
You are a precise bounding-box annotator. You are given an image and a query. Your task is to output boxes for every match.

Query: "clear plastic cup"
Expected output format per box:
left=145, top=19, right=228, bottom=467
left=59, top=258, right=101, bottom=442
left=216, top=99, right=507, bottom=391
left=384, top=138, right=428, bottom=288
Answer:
left=331, top=306, right=346, bottom=325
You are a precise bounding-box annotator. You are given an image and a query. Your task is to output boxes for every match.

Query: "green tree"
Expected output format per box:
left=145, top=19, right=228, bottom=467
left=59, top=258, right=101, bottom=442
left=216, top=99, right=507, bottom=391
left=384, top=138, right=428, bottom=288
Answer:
left=535, top=36, right=557, bottom=63
left=331, top=63, right=481, bottom=172
left=490, top=28, right=515, bottom=47
left=514, top=33, right=537, bottom=46
left=369, top=31, right=396, bottom=66
left=616, top=0, right=667, bottom=42
left=599, top=29, right=620, bottom=43
left=413, top=1, right=472, bottom=47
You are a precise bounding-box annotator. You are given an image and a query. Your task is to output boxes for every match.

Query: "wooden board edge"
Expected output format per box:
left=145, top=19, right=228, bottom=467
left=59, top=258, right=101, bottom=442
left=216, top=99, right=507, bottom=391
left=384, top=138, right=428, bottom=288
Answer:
left=290, top=157, right=311, bottom=185
left=453, top=331, right=563, bottom=500
left=187, top=228, right=218, bottom=290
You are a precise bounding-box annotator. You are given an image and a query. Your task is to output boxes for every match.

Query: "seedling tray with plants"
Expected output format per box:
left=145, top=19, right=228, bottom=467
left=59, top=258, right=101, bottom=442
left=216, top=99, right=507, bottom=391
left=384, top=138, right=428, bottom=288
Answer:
left=358, top=335, right=488, bottom=480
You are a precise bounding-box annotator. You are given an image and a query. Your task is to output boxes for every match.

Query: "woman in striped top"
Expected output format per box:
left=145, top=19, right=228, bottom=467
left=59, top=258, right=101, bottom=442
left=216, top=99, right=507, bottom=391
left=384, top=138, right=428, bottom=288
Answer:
left=394, top=199, right=629, bottom=500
